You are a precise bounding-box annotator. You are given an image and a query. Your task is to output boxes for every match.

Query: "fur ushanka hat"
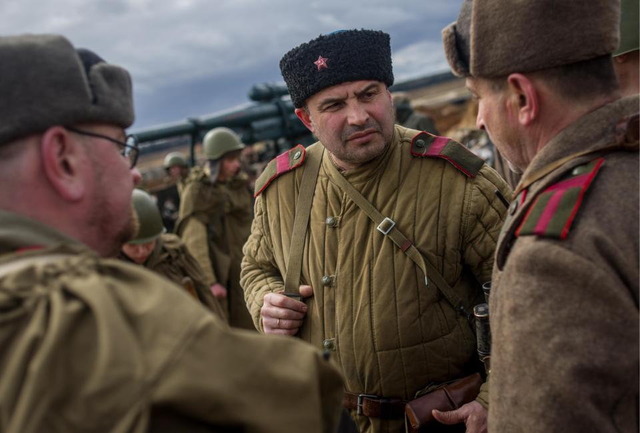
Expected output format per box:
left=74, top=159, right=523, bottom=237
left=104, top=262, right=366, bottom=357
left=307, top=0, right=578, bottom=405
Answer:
left=280, top=29, right=394, bottom=108
left=0, top=34, right=134, bottom=145
left=442, top=0, right=621, bottom=77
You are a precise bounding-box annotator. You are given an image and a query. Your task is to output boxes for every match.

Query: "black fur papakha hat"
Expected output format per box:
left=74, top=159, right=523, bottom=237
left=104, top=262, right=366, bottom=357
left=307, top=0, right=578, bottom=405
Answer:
left=280, top=29, right=394, bottom=108
left=0, top=34, right=134, bottom=145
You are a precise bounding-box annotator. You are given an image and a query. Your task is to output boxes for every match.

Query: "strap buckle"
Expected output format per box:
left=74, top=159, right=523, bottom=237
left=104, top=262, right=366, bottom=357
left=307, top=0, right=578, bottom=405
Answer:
left=357, top=394, right=379, bottom=415
left=376, top=217, right=396, bottom=235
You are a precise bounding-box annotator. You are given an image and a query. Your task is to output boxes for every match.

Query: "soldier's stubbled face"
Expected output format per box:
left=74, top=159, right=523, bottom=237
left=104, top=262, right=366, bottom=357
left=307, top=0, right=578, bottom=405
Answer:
left=465, top=76, right=526, bottom=173
left=297, top=80, right=395, bottom=170
left=81, top=124, right=141, bottom=257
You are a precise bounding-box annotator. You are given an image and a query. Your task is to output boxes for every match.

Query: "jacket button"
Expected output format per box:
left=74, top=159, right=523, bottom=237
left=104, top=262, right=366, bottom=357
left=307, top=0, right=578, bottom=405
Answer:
left=321, top=275, right=334, bottom=286
left=293, top=150, right=302, bottom=160
left=415, top=139, right=426, bottom=148
left=325, top=216, right=338, bottom=227
left=323, top=338, right=336, bottom=351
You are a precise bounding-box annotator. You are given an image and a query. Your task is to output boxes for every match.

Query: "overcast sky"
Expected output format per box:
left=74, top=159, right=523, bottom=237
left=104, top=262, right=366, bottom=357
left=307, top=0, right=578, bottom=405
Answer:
left=2, top=0, right=463, bottom=131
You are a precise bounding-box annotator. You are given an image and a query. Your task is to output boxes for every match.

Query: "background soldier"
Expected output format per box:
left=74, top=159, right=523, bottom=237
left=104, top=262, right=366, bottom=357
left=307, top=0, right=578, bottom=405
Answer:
left=392, top=93, right=439, bottom=135
left=156, top=151, right=190, bottom=231
left=177, top=127, right=254, bottom=329
left=0, top=33, right=343, bottom=433
left=163, top=150, right=191, bottom=193
left=241, top=29, right=512, bottom=433
left=443, top=0, right=638, bottom=432
left=121, top=188, right=227, bottom=319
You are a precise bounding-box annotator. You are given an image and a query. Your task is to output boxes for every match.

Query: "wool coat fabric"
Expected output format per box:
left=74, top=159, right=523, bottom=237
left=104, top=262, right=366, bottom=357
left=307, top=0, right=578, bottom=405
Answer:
left=489, top=95, right=639, bottom=433
left=0, top=210, right=344, bottom=433
left=241, top=125, right=512, bottom=433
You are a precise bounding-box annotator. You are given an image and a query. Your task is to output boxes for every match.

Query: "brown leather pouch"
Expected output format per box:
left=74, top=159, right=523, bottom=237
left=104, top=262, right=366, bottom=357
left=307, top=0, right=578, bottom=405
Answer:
left=404, top=373, right=483, bottom=433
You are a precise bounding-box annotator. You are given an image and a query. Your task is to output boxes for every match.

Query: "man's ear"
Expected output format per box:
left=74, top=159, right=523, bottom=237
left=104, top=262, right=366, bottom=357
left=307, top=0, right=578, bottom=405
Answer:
left=40, top=126, right=87, bottom=201
left=507, top=73, right=539, bottom=126
left=295, top=107, right=315, bottom=132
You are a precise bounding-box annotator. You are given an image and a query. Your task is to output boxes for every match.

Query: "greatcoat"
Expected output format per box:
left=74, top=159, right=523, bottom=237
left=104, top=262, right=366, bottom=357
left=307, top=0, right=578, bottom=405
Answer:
left=489, top=95, right=639, bottom=433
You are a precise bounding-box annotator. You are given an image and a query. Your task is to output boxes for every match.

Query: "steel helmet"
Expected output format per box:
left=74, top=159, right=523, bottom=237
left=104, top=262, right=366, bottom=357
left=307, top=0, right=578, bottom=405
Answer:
left=163, top=151, right=188, bottom=169
left=202, top=127, right=245, bottom=160
left=130, top=189, right=165, bottom=244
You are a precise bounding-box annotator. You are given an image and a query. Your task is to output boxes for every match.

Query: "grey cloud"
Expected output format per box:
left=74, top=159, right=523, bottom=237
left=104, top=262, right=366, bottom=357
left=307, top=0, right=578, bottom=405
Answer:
left=1, top=0, right=463, bottom=129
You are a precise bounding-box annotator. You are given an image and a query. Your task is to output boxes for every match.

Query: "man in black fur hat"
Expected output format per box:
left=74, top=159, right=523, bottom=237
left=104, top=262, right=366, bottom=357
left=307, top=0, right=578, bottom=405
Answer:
left=242, top=29, right=513, bottom=433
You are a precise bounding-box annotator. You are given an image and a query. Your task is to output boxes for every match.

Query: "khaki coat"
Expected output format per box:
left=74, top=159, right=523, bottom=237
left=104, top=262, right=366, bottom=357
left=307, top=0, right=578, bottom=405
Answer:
left=489, top=96, right=639, bottom=433
left=177, top=169, right=254, bottom=329
left=143, top=232, right=227, bottom=320
left=0, top=210, right=343, bottom=433
left=242, top=125, right=512, bottom=432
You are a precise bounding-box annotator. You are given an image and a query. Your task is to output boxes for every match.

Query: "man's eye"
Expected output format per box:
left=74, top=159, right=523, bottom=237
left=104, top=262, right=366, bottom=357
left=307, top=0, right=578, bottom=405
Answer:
left=323, top=102, right=343, bottom=111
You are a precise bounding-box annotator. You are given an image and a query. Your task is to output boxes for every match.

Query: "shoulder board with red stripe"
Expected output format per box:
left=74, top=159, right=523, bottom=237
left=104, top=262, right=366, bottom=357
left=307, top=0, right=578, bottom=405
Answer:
left=254, top=144, right=306, bottom=197
left=516, top=158, right=604, bottom=239
left=410, top=132, right=484, bottom=178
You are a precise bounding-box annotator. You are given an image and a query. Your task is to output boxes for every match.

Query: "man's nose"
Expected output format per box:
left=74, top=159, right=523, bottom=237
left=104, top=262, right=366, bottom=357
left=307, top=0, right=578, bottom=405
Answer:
left=131, top=167, right=142, bottom=185
left=346, top=102, right=369, bottom=125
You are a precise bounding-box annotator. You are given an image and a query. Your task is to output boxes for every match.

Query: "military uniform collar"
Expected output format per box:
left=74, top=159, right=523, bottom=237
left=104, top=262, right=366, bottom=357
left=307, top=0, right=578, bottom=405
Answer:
left=516, top=95, right=639, bottom=194
left=0, top=210, right=87, bottom=257
left=494, top=95, right=639, bottom=270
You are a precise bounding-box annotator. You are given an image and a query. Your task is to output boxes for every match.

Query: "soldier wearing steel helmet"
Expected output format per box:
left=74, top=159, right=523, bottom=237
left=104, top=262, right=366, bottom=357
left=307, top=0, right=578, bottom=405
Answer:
left=121, top=189, right=226, bottom=319
left=163, top=150, right=190, bottom=193
left=177, top=127, right=255, bottom=329
left=157, top=151, right=190, bottom=232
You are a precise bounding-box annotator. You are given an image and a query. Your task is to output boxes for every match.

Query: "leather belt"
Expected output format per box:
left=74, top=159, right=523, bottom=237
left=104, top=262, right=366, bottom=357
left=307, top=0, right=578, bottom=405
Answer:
left=343, top=392, right=405, bottom=419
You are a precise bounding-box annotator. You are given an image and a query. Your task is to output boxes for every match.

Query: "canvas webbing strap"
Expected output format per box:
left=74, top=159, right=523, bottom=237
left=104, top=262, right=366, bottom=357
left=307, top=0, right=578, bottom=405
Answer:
left=283, top=146, right=324, bottom=298
left=330, top=170, right=471, bottom=318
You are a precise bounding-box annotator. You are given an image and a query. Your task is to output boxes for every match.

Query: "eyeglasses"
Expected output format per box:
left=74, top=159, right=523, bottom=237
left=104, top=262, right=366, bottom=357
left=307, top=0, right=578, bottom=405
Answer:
left=66, top=126, right=140, bottom=169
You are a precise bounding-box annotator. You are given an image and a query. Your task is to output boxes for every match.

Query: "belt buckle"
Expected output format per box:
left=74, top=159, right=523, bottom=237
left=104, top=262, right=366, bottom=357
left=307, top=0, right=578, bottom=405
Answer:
left=376, top=217, right=395, bottom=235
left=357, top=393, right=379, bottom=416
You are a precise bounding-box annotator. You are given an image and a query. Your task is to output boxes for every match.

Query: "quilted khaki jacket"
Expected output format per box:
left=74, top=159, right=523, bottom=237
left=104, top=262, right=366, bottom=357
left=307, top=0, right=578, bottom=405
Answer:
left=241, top=125, right=512, bottom=432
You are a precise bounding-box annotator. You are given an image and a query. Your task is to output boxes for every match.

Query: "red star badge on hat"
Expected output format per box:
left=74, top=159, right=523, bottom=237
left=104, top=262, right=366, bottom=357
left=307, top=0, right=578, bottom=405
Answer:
left=314, top=55, right=329, bottom=70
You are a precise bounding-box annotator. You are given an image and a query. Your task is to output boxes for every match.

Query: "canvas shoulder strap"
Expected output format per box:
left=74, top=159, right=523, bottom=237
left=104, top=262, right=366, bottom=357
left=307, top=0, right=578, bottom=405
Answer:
left=330, top=170, right=471, bottom=318
left=283, top=145, right=324, bottom=299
